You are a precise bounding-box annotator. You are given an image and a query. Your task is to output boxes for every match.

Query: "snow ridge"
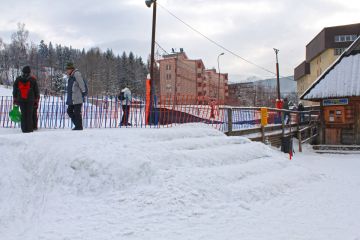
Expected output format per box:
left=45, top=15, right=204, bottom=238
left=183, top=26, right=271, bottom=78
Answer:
left=0, top=124, right=323, bottom=240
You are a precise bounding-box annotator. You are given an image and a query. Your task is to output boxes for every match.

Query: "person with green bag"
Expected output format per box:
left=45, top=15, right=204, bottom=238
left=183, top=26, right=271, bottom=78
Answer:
left=12, top=66, right=40, bottom=133
left=9, top=105, right=22, bottom=123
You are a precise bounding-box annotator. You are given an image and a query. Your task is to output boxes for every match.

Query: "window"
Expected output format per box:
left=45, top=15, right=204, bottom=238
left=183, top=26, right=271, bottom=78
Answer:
left=166, top=74, right=172, bottom=80
left=334, top=48, right=346, bottom=56
left=335, top=34, right=358, bottom=42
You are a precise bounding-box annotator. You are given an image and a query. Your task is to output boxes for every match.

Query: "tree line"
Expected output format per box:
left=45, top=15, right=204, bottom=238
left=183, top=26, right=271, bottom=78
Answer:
left=0, top=23, right=149, bottom=96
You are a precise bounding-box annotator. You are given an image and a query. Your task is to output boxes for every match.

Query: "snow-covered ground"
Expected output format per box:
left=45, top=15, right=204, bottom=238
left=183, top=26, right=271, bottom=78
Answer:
left=0, top=124, right=359, bottom=240
left=0, top=84, right=12, bottom=96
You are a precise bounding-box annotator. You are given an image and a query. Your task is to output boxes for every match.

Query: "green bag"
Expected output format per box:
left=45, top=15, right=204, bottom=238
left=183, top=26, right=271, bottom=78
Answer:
left=9, top=105, right=21, bottom=123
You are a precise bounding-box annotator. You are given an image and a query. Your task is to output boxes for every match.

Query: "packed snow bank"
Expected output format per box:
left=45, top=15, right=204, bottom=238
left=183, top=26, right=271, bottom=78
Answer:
left=0, top=124, right=358, bottom=240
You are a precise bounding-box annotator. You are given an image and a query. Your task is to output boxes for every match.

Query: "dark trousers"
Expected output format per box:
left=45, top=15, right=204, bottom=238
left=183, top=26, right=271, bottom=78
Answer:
left=33, top=106, right=38, bottom=130
left=67, top=104, right=83, bottom=129
left=19, top=102, right=34, bottom=133
left=121, top=105, right=130, bottom=126
left=285, top=113, right=290, bottom=124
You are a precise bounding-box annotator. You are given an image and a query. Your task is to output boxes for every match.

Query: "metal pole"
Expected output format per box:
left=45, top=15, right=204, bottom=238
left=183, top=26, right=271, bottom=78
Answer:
left=174, top=53, right=178, bottom=106
left=150, top=0, right=157, bottom=105
left=146, top=0, right=157, bottom=124
left=217, top=53, right=224, bottom=103
left=274, top=48, right=281, bottom=100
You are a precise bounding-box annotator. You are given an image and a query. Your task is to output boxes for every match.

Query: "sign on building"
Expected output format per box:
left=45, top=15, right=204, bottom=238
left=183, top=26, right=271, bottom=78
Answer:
left=323, top=98, right=349, bottom=106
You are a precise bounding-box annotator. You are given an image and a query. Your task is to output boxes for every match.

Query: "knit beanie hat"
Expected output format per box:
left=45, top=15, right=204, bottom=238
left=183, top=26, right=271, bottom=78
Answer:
left=22, top=66, right=31, bottom=74
left=66, top=62, right=75, bottom=70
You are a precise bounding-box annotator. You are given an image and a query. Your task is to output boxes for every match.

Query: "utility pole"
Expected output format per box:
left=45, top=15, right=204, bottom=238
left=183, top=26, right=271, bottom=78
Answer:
left=217, top=52, right=224, bottom=103
left=274, top=48, right=285, bottom=137
left=274, top=48, right=281, bottom=100
left=174, top=51, right=178, bottom=106
left=145, top=0, right=157, bottom=123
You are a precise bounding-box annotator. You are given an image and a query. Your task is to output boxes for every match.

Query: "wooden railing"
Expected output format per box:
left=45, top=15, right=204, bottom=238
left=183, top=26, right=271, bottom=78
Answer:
left=223, top=107, right=320, bottom=152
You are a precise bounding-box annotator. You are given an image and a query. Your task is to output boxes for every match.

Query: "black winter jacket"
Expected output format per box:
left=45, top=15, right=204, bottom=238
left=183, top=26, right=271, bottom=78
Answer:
left=13, top=74, right=40, bottom=103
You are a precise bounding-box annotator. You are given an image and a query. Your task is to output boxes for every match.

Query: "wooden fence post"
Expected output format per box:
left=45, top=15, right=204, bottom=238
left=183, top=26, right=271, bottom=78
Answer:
left=227, top=108, right=233, bottom=134
left=261, top=126, right=265, bottom=143
left=298, top=129, right=302, bottom=152
left=281, top=110, right=285, bottom=137
left=297, top=112, right=302, bottom=152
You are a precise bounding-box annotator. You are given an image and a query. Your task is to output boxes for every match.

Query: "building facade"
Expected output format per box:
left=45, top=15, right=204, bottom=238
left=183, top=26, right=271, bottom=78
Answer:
left=301, top=36, right=360, bottom=145
left=158, top=50, right=228, bottom=104
left=295, top=23, right=360, bottom=105
left=204, top=69, right=228, bottom=102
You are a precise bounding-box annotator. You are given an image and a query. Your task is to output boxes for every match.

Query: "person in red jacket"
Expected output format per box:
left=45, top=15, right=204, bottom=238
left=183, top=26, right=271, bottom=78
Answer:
left=13, top=66, right=40, bottom=133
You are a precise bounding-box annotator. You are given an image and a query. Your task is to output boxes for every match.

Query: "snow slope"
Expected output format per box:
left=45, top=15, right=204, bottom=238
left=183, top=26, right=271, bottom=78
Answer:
left=0, top=84, right=12, bottom=96
left=0, top=124, right=359, bottom=240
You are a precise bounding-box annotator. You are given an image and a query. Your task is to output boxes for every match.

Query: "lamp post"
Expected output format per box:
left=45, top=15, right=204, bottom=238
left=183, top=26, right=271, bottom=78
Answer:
left=274, top=48, right=284, bottom=136
left=217, top=52, right=224, bottom=103
left=145, top=0, right=157, bottom=123
left=274, top=48, right=280, bottom=101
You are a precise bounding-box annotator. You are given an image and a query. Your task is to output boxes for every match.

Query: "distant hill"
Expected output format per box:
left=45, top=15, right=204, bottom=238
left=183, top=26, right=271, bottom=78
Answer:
left=254, top=76, right=296, bottom=94
left=229, top=75, right=296, bottom=94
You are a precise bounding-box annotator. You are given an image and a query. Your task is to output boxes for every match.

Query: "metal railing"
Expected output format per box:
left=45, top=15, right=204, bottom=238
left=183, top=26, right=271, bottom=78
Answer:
left=1, top=95, right=321, bottom=147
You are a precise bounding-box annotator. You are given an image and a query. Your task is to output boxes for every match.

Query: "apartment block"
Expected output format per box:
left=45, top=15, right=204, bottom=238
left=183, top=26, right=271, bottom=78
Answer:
left=294, top=23, right=360, bottom=105
left=204, top=69, right=228, bottom=102
left=158, top=50, right=228, bottom=104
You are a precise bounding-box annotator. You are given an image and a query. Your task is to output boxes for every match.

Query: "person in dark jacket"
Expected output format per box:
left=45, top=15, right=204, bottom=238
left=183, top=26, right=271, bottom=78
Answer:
left=118, top=86, right=132, bottom=126
left=65, top=62, right=86, bottom=130
left=282, top=97, right=290, bottom=124
left=297, top=101, right=305, bottom=123
left=13, top=66, right=40, bottom=133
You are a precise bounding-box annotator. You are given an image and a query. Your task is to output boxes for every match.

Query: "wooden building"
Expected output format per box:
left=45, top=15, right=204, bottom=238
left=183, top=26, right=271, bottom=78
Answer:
left=301, top=36, right=360, bottom=145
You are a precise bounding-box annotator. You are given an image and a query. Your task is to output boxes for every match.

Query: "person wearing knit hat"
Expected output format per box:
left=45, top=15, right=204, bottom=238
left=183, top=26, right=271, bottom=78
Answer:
left=12, top=66, right=40, bottom=133
left=65, top=62, right=86, bottom=130
left=22, top=66, right=31, bottom=74
left=66, top=62, right=75, bottom=70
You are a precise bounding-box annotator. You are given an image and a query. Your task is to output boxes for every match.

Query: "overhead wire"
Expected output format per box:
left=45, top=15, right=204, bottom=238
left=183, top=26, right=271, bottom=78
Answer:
left=157, top=2, right=295, bottom=82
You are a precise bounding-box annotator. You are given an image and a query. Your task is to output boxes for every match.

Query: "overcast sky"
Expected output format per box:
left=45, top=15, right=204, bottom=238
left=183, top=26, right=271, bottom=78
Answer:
left=0, top=0, right=359, bottom=82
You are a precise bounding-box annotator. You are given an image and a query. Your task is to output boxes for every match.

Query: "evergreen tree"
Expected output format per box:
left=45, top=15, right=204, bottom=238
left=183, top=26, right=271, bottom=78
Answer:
left=0, top=24, right=149, bottom=96
left=119, top=51, right=128, bottom=88
left=52, top=73, right=65, bottom=95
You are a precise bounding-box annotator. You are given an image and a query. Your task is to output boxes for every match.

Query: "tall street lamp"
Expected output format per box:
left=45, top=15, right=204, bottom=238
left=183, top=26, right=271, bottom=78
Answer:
left=274, top=48, right=281, bottom=101
left=145, top=0, right=157, bottom=123
left=217, top=52, right=224, bottom=103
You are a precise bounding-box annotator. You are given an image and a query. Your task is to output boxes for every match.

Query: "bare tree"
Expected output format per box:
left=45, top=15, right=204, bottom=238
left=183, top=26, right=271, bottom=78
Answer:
left=9, top=23, right=29, bottom=80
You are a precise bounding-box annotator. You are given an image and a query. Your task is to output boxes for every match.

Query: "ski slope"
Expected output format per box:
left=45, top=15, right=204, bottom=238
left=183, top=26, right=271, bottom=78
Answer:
left=0, top=124, right=359, bottom=240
